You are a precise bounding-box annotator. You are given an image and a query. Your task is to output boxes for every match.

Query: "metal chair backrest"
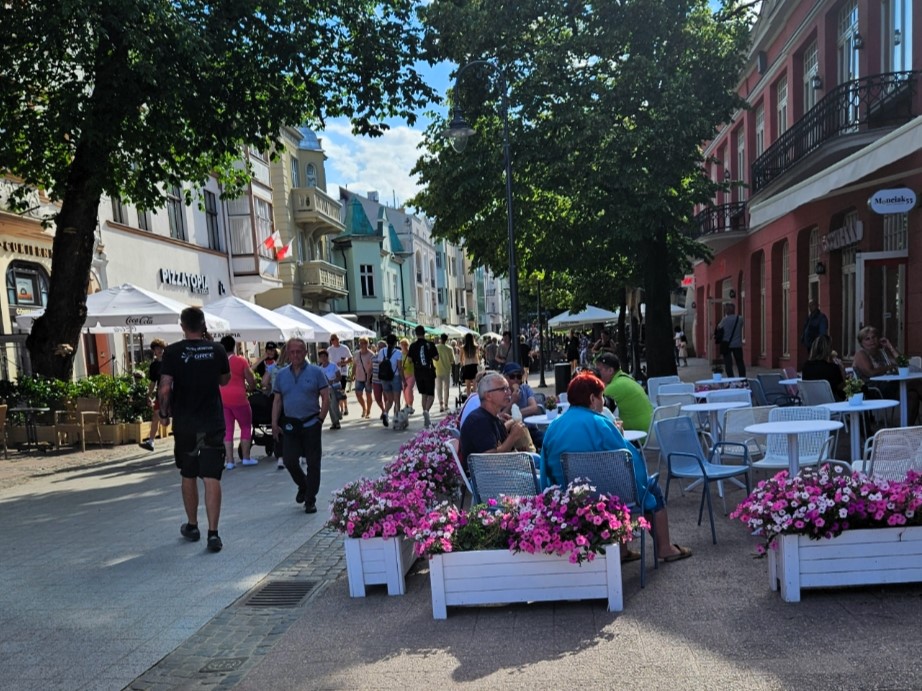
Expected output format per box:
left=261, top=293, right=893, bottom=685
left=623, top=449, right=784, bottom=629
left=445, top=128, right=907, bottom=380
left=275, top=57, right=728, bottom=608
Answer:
left=797, top=379, right=836, bottom=406
left=758, top=373, right=799, bottom=405
left=643, top=403, right=682, bottom=456
left=560, top=449, right=639, bottom=507
left=655, top=415, right=708, bottom=476
left=657, top=383, right=695, bottom=405
left=467, top=452, right=539, bottom=504
left=748, top=378, right=769, bottom=406
left=647, top=375, right=681, bottom=405
left=765, top=406, right=832, bottom=460
left=705, top=389, right=752, bottom=404
left=867, top=426, right=922, bottom=481
left=657, top=392, right=696, bottom=409
left=443, top=438, right=473, bottom=496
left=722, top=405, right=776, bottom=457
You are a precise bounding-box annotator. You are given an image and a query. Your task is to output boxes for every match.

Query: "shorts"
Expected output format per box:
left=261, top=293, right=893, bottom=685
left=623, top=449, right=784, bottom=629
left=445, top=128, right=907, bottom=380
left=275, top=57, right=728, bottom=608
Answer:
left=415, top=374, right=435, bottom=396
left=174, top=429, right=226, bottom=479
left=461, top=364, right=479, bottom=381
left=380, top=377, right=401, bottom=393
left=355, top=380, right=371, bottom=393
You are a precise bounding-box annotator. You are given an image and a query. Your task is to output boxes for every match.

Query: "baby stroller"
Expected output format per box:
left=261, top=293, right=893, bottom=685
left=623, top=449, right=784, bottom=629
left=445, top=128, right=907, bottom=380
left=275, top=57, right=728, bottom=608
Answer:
left=247, top=390, right=276, bottom=457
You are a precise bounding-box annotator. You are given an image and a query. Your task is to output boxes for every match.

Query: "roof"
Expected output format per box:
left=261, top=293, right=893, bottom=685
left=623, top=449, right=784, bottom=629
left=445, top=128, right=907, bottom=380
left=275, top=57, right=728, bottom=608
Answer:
left=297, top=127, right=322, bottom=151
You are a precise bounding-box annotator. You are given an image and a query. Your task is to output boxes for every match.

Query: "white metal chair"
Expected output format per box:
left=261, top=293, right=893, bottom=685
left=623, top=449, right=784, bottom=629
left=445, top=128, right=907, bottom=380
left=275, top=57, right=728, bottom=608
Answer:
left=642, top=403, right=682, bottom=471
left=720, top=405, right=776, bottom=463
left=656, top=383, right=695, bottom=405
left=646, top=375, right=681, bottom=405
left=797, top=379, right=846, bottom=454
left=910, top=356, right=922, bottom=372
left=443, top=438, right=473, bottom=506
left=861, top=426, right=922, bottom=481
left=656, top=392, right=696, bottom=409
left=751, top=406, right=834, bottom=472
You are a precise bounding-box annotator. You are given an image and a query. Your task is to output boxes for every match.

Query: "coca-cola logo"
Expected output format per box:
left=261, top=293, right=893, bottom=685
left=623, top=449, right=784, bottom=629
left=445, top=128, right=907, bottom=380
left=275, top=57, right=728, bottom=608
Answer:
left=125, top=316, right=155, bottom=325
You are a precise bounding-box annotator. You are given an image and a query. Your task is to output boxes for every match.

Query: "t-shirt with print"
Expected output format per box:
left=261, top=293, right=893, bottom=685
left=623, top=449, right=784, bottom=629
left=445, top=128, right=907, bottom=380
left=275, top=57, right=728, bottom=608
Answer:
left=160, top=339, right=230, bottom=435
left=408, top=338, right=439, bottom=380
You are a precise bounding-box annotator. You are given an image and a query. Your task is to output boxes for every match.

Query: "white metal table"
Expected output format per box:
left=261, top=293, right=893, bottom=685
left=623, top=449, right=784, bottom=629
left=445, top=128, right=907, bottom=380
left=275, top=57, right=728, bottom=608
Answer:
left=870, top=372, right=922, bottom=427
left=681, top=401, right=749, bottom=440
left=744, top=420, right=843, bottom=474
left=819, top=399, right=899, bottom=461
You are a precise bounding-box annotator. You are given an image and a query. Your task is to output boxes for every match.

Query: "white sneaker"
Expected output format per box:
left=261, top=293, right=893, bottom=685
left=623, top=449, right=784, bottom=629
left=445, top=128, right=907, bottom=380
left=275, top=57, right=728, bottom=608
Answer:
left=241, top=458, right=258, bottom=466
left=276, top=458, right=285, bottom=470
left=225, top=461, right=235, bottom=470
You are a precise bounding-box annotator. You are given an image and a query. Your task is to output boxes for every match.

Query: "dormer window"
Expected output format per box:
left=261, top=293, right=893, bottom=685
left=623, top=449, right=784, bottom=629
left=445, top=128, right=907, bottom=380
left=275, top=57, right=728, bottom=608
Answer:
left=306, top=164, right=317, bottom=188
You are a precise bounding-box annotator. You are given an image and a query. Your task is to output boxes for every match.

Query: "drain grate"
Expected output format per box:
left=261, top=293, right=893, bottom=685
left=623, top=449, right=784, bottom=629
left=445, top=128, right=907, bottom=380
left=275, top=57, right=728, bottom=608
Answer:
left=241, top=579, right=318, bottom=608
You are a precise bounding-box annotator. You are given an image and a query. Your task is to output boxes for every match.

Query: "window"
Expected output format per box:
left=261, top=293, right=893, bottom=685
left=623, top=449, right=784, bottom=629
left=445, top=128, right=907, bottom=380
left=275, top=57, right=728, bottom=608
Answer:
left=841, top=247, right=857, bottom=356
left=735, top=127, right=745, bottom=200
left=781, top=241, right=790, bottom=357
left=808, top=227, right=820, bottom=303
left=360, top=264, right=375, bottom=297
left=204, top=190, right=221, bottom=251
left=137, top=208, right=152, bottom=231
left=883, top=212, right=908, bottom=251
left=111, top=196, right=126, bottom=224
left=290, top=156, right=300, bottom=188
left=166, top=185, right=186, bottom=241
left=759, top=253, right=766, bottom=356
left=255, top=198, right=273, bottom=256
left=882, top=0, right=912, bottom=73
left=803, top=40, right=819, bottom=113
left=7, top=261, right=49, bottom=307
left=306, top=163, right=317, bottom=188
left=776, top=75, right=788, bottom=136
left=755, top=104, right=765, bottom=157
left=226, top=196, right=252, bottom=254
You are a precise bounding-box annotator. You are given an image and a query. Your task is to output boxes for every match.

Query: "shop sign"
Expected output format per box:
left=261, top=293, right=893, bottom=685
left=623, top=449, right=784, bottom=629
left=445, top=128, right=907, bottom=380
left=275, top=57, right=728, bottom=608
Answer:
left=681, top=275, right=695, bottom=287
left=868, top=187, right=916, bottom=215
left=159, top=268, right=210, bottom=295
left=823, top=217, right=863, bottom=252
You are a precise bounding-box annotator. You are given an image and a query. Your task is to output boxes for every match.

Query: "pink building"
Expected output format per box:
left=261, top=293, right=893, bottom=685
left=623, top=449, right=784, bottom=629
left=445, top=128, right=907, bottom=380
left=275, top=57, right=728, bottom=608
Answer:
left=691, top=0, right=919, bottom=369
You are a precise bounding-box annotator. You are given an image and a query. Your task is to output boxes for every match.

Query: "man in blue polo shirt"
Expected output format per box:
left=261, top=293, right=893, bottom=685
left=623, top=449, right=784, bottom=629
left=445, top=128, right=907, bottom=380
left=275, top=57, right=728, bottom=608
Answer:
left=271, top=338, right=330, bottom=514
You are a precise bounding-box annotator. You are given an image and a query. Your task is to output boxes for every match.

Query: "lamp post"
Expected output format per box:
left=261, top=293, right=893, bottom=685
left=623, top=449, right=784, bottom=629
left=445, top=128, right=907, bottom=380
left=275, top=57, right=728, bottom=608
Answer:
left=442, top=59, right=519, bottom=364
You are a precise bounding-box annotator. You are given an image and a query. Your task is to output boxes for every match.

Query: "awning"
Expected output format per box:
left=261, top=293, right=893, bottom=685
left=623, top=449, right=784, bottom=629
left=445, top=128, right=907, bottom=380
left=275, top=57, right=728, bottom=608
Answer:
left=748, top=116, right=922, bottom=229
left=389, top=317, right=417, bottom=328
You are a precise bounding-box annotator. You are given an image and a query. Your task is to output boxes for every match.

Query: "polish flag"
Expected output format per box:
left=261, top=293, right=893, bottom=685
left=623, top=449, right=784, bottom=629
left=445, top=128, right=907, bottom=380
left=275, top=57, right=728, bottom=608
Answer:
left=275, top=239, right=294, bottom=261
left=262, top=230, right=282, bottom=250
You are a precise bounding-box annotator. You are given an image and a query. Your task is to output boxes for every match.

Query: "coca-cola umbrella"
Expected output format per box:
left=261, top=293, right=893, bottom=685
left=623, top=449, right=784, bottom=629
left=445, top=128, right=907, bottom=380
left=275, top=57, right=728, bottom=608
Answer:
left=14, top=283, right=230, bottom=334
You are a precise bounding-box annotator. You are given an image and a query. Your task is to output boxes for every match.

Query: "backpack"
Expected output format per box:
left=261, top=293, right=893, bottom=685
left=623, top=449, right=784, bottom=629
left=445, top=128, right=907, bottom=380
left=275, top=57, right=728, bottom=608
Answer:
left=378, top=347, right=395, bottom=381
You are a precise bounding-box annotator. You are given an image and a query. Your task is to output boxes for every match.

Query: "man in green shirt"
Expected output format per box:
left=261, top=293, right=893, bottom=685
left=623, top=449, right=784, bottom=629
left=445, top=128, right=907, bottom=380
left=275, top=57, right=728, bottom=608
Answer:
left=595, top=353, right=653, bottom=432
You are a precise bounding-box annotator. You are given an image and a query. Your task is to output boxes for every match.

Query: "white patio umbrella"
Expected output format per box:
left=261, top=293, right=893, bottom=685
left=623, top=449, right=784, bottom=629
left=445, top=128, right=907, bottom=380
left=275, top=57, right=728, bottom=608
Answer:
left=481, top=331, right=503, bottom=341
left=547, top=305, right=619, bottom=329
left=273, top=305, right=348, bottom=342
left=14, top=283, right=231, bottom=334
left=438, top=325, right=467, bottom=337
left=204, top=296, right=314, bottom=342
left=323, top=313, right=375, bottom=339
left=614, top=303, right=687, bottom=319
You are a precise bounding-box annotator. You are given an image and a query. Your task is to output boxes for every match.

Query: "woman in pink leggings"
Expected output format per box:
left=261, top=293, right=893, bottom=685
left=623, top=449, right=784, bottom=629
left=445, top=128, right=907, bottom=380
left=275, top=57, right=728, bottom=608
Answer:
left=220, top=336, right=257, bottom=468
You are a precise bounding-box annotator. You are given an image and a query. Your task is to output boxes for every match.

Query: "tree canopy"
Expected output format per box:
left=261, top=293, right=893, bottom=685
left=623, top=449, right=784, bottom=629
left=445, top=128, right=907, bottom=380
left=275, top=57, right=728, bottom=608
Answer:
left=411, top=0, right=752, bottom=375
left=0, top=0, right=435, bottom=378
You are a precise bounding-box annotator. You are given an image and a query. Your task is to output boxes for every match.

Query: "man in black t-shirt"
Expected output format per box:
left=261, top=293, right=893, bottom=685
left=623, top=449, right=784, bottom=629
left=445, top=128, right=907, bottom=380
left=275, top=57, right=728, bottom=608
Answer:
left=459, top=372, right=531, bottom=471
left=408, top=325, right=439, bottom=428
left=254, top=342, right=278, bottom=378
left=159, top=307, right=231, bottom=553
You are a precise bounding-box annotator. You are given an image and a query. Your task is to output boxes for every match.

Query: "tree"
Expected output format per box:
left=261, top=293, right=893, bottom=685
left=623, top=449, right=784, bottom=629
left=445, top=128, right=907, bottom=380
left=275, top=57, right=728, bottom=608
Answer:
left=0, top=0, right=435, bottom=379
left=412, top=0, right=752, bottom=375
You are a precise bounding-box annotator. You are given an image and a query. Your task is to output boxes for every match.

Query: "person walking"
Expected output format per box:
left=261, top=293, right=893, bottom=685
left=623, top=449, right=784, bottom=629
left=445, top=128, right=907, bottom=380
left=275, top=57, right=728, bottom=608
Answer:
left=434, top=333, right=455, bottom=413
left=400, top=337, right=415, bottom=409
left=326, top=334, right=353, bottom=418
left=271, top=338, right=330, bottom=514
left=801, top=299, right=829, bottom=356
left=408, top=325, right=440, bottom=427
left=371, top=339, right=387, bottom=418
left=352, top=337, right=375, bottom=419
left=219, top=335, right=257, bottom=468
left=716, top=303, right=745, bottom=377
left=157, top=307, right=231, bottom=553
left=376, top=333, right=403, bottom=427
left=139, top=338, right=167, bottom=452
left=460, top=333, right=480, bottom=395
left=317, top=349, right=342, bottom=430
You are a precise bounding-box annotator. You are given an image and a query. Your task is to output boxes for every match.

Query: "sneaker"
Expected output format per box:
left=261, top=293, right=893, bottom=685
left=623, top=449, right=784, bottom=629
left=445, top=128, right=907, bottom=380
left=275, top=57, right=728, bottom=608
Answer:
left=277, top=458, right=285, bottom=470
left=382, top=413, right=389, bottom=428
left=138, top=439, right=155, bottom=452
left=331, top=423, right=341, bottom=430
left=343, top=409, right=349, bottom=416
left=304, top=502, right=317, bottom=514
left=295, top=486, right=306, bottom=504
left=241, top=458, right=258, bottom=466
left=180, top=523, right=200, bottom=542
left=207, top=534, right=223, bottom=552
left=423, top=411, right=431, bottom=428
left=224, top=461, right=235, bottom=470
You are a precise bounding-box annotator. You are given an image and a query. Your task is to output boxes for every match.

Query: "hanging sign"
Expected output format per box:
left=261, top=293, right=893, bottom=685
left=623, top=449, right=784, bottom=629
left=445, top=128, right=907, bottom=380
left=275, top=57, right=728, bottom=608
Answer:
left=868, top=187, right=916, bottom=215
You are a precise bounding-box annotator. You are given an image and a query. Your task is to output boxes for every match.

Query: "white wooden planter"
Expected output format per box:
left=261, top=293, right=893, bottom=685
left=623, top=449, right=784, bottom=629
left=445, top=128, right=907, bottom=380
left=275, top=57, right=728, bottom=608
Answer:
left=429, top=548, right=623, bottom=619
left=343, top=536, right=417, bottom=597
left=767, top=526, right=922, bottom=602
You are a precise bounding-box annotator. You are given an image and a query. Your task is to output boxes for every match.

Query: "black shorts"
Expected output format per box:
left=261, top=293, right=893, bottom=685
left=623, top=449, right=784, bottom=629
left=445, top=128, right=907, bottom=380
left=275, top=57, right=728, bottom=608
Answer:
left=415, top=374, right=435, bottom=396
left=461, top=364, right=479, bottom=382
left=174, top=429, right=226, bottom=479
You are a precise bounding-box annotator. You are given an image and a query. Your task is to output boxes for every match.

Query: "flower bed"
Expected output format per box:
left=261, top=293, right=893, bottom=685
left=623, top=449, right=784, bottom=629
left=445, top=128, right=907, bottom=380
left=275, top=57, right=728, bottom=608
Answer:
left=732, top=464, right=922, bottom=601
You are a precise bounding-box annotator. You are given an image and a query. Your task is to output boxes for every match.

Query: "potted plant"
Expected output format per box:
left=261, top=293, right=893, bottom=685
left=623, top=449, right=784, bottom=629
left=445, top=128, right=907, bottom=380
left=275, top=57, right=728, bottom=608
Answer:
left=842, top=376, right=864, bottom=406
left=896, top=354, right=910, bottom=377
left=731, top=465, right=922, bottom=602
left=411, top=482, right=646, bottom=618
left=711, top=363, right=724, bottom=381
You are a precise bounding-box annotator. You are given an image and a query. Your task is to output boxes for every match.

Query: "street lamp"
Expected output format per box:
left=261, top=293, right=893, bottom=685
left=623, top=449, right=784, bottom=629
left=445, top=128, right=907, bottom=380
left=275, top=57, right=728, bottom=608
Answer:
left=441, top=58, right=519, bottom=364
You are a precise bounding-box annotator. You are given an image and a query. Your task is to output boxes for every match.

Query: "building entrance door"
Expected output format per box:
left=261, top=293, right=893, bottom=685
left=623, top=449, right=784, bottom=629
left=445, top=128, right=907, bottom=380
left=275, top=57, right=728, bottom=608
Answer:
left=856, top=251, right=907, bottom=352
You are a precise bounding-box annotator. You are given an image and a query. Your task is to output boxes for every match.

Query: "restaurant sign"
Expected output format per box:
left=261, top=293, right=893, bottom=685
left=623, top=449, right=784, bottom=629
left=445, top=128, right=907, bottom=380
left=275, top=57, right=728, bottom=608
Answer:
left=158, top=268, right=210, bottom=295
left=868, top=187, right=917, bottom=215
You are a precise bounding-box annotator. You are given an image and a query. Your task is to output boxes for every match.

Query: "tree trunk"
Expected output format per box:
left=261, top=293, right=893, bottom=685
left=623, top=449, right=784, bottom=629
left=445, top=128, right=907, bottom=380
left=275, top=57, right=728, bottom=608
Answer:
left=26, top=141, right=104, bottom=379
left=642, top=230, right=679, bottom=379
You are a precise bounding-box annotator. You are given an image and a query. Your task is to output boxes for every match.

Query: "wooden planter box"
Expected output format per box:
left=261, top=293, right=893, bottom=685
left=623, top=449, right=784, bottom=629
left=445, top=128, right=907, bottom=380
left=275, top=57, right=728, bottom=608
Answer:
left=344, top=536, right=417, bottom=597
left=121, top=421, right=146, bottom=444
left=429, top=548, right=623, bottom=619
left=768, top=527, right=922, bottom=602
left=97, top=423, right=124, bottom=446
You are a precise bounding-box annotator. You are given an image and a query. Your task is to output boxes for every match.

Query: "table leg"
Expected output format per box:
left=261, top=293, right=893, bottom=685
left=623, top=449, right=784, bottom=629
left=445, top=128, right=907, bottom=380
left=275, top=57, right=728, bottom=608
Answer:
left=849, top=410, right=861, bottom=462
left=787, top=434, right=800, bottom=475
left=900, top=381, right=909, bottom=428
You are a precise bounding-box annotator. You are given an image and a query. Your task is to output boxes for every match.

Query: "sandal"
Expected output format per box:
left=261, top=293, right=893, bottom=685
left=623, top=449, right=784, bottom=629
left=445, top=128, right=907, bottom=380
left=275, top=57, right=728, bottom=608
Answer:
left=620, top=550, right=642, bottom=563
left=660, top=544, right=693, bottom=563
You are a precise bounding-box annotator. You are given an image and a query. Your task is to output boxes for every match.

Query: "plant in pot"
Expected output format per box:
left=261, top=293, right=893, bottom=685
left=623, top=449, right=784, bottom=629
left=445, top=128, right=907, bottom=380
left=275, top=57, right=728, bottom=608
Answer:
left=711, top=363, right=724, bottom=380
left=842, top=376, right=865, bottom=405
left=896, top=354, right=910, bottom=376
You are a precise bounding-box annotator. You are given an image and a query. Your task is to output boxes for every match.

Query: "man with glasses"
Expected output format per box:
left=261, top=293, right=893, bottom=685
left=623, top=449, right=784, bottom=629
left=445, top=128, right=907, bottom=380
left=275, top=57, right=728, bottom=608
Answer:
left=459, top=371, right=531, bottom=470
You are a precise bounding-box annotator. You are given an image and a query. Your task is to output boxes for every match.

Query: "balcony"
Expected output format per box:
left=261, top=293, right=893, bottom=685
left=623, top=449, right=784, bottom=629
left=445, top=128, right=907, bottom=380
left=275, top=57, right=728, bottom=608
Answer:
left=300, top=259, right=347, bottom=300
left=689, top=202, right=748, bottom=253
left=752, top=71, right=921, bottom=194
left=291, top=187, right=345, bottom=237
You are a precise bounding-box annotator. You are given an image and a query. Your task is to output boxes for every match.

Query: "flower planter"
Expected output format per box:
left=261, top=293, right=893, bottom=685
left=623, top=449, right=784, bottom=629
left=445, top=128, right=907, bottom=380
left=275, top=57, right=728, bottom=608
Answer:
left=767, top=527, right=922, bottom=602
left=121, top=421, right=146, bottom=444
left=343, top=536, right=417, bottom=597
left=429, top=547, right=623, bottom=619
left=97, top=423, right=124, bottom=446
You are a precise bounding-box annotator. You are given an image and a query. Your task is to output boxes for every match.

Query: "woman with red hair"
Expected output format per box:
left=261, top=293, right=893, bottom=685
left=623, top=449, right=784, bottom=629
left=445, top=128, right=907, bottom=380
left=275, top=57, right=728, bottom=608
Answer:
left=540, top=371, right=691, bottom=563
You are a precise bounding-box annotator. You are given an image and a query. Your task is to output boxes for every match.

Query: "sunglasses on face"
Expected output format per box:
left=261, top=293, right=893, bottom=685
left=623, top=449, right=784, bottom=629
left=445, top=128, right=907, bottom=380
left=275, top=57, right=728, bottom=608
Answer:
left=507, top=373, right=522, bottom=380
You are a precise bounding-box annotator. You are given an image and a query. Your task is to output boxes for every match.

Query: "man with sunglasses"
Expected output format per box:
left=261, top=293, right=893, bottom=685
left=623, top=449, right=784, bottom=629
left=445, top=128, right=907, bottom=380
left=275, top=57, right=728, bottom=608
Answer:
left=459, top=371, right=531, bottom=470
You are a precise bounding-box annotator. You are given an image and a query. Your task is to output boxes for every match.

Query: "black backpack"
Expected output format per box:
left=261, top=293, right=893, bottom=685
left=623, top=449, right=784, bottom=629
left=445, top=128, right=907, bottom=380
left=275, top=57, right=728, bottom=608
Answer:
left=378, top=347, right=395, bottom=381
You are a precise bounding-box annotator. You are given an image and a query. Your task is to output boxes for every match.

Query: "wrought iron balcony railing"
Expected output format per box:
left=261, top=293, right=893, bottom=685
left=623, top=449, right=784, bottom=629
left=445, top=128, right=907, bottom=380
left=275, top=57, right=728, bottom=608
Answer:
left=751, top=71, right=920, bottom=193
left=689, top=201, right=747, bottom=239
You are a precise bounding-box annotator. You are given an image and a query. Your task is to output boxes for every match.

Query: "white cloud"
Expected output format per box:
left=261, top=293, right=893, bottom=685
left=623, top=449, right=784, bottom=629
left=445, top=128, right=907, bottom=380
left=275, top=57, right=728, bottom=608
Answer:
left=320, top=119, right=428, bottom=209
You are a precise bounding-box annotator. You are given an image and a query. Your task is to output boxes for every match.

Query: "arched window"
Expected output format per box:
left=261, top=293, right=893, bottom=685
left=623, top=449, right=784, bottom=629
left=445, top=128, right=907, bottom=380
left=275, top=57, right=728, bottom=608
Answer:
left=306, top=164, right=317, bottom=188
left=7, top=261, right=49, bottom=307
